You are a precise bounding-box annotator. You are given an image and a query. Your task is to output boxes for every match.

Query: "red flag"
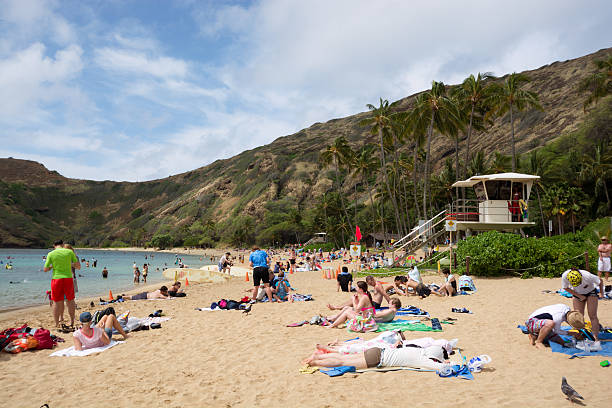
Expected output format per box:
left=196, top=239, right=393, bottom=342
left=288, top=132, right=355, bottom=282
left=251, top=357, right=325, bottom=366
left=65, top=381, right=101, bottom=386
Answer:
left=355, top=225, right=362, bottom=241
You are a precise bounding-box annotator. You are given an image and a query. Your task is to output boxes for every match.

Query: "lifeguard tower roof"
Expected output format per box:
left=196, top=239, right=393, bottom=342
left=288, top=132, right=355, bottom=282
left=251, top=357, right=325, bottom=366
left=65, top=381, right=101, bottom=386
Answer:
left=451, top=172, right=540, bottom=188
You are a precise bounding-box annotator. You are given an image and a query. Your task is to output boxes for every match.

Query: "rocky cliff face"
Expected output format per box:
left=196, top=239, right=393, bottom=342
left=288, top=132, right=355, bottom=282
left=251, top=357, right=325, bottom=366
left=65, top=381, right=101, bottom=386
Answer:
left=1, top=47, right=610, bottom=247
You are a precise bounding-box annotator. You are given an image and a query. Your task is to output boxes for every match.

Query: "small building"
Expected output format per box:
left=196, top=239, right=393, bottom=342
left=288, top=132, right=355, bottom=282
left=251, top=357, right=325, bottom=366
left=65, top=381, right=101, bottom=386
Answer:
left=365, top=233, right=401, bottom=248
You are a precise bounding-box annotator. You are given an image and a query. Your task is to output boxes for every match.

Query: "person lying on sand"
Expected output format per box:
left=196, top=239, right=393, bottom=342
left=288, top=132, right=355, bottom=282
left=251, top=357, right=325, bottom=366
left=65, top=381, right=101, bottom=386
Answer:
left=73, top=311, right=128, bottom=351
left=374, top=298, right=401, bottom=323
left=326, top=281, right=374, bottom=328
left=124, top=286, right=169, bottom=300
left=303, top=343, right=448, bottom=370
left=168, top=281, right=186, bottom=297
left=525, top=304, right=584, bottom=349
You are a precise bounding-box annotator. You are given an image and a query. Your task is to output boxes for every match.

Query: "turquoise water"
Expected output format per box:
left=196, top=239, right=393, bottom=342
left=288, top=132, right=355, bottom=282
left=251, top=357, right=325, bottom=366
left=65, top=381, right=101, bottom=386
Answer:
left=0, top=249, right=215, bottom=310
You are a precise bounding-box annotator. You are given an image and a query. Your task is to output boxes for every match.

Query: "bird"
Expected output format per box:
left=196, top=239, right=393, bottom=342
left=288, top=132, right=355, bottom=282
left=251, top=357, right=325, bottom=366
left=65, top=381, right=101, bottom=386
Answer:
left=561, top=377, right=584, bottom=403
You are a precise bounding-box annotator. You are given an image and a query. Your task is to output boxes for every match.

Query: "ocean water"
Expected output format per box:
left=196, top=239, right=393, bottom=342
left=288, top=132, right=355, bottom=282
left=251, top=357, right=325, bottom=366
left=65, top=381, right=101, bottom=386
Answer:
left=0, top=249, right=215, bottom=310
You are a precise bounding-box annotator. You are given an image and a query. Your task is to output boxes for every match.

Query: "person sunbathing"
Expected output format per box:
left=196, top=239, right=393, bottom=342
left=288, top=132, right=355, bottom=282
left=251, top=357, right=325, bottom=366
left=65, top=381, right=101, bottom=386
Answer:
left=327, top=281, right=374, bottom=328
left=168, top=282, right=186, bottom=297
left=374, top=298, right=401, bottom=323
left=125, top=286, right=169, bottom=300
left=303, top=344, right=448, bottom=370
left=73, top=311, right=128, bottom=351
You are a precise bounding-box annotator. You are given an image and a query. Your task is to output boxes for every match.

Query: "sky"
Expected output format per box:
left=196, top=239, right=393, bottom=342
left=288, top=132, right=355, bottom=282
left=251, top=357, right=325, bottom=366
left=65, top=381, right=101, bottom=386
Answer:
left=0, top=0, right=610, bottom=181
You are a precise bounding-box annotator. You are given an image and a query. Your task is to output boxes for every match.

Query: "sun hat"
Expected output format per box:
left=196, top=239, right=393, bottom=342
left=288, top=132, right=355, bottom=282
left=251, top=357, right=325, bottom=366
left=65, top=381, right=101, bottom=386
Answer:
left=602, top=236, right=608, bottom=241
left=566, top=310, right=585, bottom=329
left=567, top=269, right=582, bottom=287
left=79, top=311, right=92, bottom=322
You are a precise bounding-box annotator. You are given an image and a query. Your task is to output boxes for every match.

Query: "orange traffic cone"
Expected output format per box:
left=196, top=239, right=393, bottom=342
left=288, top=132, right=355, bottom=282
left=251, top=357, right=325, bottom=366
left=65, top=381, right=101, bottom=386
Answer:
left=245, top=271, right=250, bottom=282
left=322, top=270, right=326, bottom=279
left=109, top=290, right=113, bottom=301
left=185, top=277, right=189, bottom=286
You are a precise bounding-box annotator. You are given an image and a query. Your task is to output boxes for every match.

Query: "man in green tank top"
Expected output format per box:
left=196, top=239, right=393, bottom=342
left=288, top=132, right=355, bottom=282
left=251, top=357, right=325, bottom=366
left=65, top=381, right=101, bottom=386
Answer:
left=44, top=240, right=81, bottom=327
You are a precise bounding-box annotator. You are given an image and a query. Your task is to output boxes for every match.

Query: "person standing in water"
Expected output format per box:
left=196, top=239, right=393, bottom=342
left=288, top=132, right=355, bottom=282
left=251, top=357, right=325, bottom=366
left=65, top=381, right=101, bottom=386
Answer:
left=102, top=267, right=108, bottom=278
left=142, top=263, right=148, bottom=283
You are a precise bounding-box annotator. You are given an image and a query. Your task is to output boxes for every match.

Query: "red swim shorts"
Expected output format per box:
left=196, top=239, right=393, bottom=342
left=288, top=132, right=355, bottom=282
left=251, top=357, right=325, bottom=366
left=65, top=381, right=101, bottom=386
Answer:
left=51, top=278, right=75, bottom=302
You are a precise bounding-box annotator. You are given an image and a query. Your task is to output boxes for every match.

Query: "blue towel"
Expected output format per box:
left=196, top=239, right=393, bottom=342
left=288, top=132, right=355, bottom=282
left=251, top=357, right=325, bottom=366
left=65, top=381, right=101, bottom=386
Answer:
left=377, top=306, right=429, bottom=316
left=437, top=364, right=474, bottom=380
left=517, top=325, right=612, bottom=339
left=320, top=366, right=356, bottom=377
left=550, top=335, right=612, bottom=357
left=556, top=290, right=573, bottom=298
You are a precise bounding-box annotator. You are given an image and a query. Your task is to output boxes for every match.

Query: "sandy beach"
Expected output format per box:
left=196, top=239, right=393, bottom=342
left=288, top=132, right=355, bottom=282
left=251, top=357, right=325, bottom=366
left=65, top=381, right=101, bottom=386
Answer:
left=1, top=260, right=611, bottom=408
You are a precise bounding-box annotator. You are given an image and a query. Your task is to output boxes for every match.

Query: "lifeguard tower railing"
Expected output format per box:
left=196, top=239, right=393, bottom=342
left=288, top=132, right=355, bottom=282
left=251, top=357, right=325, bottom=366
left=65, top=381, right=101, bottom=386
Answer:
left=449, top=198, right=530, bottom=224
left=391, top=210, right=448, bottom=266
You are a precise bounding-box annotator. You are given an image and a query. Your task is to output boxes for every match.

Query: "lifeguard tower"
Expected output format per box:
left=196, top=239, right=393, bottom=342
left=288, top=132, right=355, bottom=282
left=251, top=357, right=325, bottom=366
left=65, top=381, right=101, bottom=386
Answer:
left=391, top=173, right=539, bottom=263
left=450, top=172, right=539, bottom=235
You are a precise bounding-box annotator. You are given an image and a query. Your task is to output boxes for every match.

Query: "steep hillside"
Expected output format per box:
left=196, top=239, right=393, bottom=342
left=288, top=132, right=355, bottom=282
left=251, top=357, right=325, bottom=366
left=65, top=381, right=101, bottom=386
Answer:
left=1, top=47, right=610, bottom=247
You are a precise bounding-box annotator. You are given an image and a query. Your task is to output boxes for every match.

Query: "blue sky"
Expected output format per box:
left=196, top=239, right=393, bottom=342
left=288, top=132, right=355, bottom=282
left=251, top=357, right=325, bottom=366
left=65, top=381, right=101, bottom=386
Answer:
left=0, top=0, right=610, bottom=181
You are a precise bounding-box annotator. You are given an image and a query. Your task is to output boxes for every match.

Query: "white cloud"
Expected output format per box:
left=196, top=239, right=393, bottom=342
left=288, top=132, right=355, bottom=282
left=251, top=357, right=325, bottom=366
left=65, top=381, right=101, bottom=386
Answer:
left=1, top=0, right=76, bottom=46
left=0, top=43, right=84, bottom=123
left=94, top=47, right=188, bottom=78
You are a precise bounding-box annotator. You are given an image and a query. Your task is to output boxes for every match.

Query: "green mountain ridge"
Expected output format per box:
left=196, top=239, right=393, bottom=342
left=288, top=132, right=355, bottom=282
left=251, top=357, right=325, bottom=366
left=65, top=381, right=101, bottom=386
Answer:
left=1, top=47, right=611, bottom=247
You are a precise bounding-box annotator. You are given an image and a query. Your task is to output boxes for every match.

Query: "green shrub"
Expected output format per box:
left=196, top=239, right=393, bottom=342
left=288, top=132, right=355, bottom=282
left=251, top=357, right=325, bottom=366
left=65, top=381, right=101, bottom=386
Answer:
left=455, top=230, right=597, bottom=277
left=149, top=233, right=173, bottom=250
left=302, top=242, right=336, bottom=252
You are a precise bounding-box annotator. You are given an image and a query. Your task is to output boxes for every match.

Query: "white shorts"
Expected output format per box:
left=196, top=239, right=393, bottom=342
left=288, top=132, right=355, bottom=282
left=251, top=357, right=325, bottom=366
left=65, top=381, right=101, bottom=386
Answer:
left=598, top=257, right=611, bottom=272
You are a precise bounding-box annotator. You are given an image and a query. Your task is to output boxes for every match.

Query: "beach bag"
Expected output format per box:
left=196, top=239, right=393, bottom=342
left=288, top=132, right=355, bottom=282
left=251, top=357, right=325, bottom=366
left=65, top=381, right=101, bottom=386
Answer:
left=5, top=337, right=38, bottom=353
left=458, top=275, right=476, bottom=291
left=34, top=328, right=54, bottom=350
left=0, top=324, right=29, bottom=350
left=347, top=316, right=378, bottom=333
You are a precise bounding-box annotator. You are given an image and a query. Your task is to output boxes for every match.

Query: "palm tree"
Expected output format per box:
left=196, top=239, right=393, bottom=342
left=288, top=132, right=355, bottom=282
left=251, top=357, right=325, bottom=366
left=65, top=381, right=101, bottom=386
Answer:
left=490, top=152, right=511, bottom=173
left=320, top=136, right=353, bottom=233
left=579, top=55, right=612, bottom=111
left=411, top=81, right=460, bottom=217
left=580, top=144, right=611, bottom=209
left=451, top=72, right=496, bottom=178
left=352, top=144, right=380, bottom=235
left=469, top=150, right=488, bottom=176
left=360, top=98, right=403, bottom=235
left=489, top=73, right=542, bottom=172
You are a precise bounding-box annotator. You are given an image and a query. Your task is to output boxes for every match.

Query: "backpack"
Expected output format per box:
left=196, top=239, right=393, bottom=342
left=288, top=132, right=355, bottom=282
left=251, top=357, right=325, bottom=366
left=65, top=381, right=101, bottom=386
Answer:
left=34, top=328, right=54, bottom=350
left=0, top=324, right=29, bottom=350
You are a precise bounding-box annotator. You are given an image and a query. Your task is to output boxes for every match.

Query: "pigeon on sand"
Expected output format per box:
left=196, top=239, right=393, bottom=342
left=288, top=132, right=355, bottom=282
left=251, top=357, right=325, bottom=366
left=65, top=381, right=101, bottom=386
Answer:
left=561, top=377, right=584, bottom=403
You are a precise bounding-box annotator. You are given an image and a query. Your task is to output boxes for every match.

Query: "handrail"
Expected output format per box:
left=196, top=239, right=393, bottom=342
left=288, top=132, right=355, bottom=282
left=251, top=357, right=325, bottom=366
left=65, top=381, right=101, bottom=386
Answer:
left=393, top=213, right=447, bottom=253
left=393, top=209, right=447, bottom=248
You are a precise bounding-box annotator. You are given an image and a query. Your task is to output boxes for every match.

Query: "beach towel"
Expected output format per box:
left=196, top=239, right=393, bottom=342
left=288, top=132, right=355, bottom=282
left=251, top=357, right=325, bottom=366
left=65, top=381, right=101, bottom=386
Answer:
left=291, top=294, right=314, bottom=302
left=550, top=337, right=612, bottom=357
left=375, top=320, right=441, bottom=332
left=556, top=290, right=573, bottom=298
left=437, top=364, right=474, bottom=380
left=319, top=366, right=356, bottom=377
left=376, top=306, right=429, bottom=316
left=50, top=340, right=123, bottom=357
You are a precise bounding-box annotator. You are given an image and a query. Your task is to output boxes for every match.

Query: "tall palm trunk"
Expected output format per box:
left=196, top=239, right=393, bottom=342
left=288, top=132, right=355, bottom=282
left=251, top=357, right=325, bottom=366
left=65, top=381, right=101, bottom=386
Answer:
left=535, top=184, right=546, bottom=236
left=392, top=139, right=407, bottom=236
left=510, top=104, right=516, bottom=172
left=423, top=113, right=436, bottom=218
left=455, top=135, right=460, bottom=203
left=334, top=157, right=353, bottom=233
left=464, top=104, right=475, bottom=179
left=402, top=177, right=411, bottom=231
left=412, top=146, right=421, bottom=220
left=364, top=176, right=377, bottom=234
left=378, top=128, right=402, bottom=235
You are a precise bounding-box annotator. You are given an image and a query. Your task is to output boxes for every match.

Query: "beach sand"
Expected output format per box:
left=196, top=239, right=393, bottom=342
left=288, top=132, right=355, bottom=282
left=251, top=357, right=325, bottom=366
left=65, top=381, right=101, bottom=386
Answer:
left=1, top=263, right=610, bottom=407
